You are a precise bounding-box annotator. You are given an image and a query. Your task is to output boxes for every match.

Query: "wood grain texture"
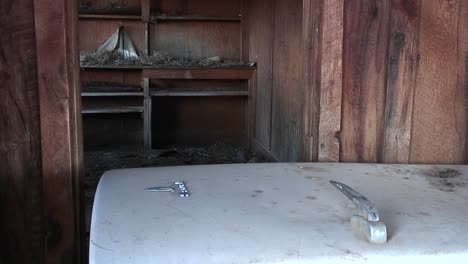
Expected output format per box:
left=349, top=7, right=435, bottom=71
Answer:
left=382, top=0, right=421, bottom=163
left=317, top=0, right=344, bottom=162
left=150, top=21, right=241, bottom=60
left=460, top=0, right=468, bottom=164
left=0, top=0, right=44, bottom=263
left=143, top=68, right=254, bottom=79
left=153, top=0, right=240, bottom=17
left=246, top=0, right=274, bottom=151
left=270, top=0, right=303, bottom=161
left=341, top=0, right=391, bottom=162
left=142, top=0, right=150, bottom=21
left=79, top=20, right=146, bottom=52
left=301, top=0, right=322, bottom=161
left=35, top=0, right=83, bottom=262
left=411, top=0, right=466, bottom=164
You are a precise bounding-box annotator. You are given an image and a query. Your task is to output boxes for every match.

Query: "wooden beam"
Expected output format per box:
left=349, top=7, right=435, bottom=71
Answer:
left=341, top=0, right=391, bottom=162
left=142, top=68, right=255, bottom=79
left=142, top=0, right=151, bottom=22
left=35, top=0, right=84, bottom=263
left=0, top=0, right=44, bottom=263
left=247, top=70, right=258, bottom=148
left=270, top=0, right=304, bottom=161
left=411, top=0, right=466, bottom=164
left=245, top=0, right=274, bottom=153
left=382, top=0, right=421, bottom=163
left=301, top=0, right=322, bottom=161
left=460, top=0, right=468, bottom=164
left=317, top=0, right=344, bottom=162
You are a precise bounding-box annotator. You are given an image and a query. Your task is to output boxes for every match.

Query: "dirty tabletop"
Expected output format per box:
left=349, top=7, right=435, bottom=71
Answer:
left=90, top=163, right=468, bottom=264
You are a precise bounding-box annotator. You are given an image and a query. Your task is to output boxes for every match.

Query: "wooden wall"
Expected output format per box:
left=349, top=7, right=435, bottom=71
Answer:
left=245, top=0, right=304, bottom=161
left=246, top=0, right=467, bottom=164
left=341, top=0, right=468, bottom=164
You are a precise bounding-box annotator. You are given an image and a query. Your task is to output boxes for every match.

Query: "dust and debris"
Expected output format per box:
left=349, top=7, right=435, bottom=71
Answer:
left=84, top=142, right=270, bottom=230
left=306, top=196, right=317, bottom=200
left=253, top=190, right=264, bottom=194
left=421, top=167, right=467, bottom=192
left=80, top=50, right=254, bottom=68
left=80, top=0, right=139, bottom=15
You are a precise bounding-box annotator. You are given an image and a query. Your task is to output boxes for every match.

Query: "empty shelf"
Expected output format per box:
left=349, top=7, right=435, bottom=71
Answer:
left=79, top=14, right=142, bottom=20
left=82, top=106, right=144, bottom=114
left=151, top=87, right=248, bottom=97
left=81, top=92, right=144, bottom=97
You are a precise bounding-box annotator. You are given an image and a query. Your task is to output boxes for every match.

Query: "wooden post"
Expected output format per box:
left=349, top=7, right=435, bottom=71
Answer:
left=35, top=0, right=84, bottom=263
left=143, top=78, right=152, bottom=150
left=0, top=0, right=44, bottom=263
left=301, top=0, right=322, bottom=161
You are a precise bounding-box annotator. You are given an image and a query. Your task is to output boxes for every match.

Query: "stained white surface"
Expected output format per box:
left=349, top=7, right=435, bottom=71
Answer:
left=89, top=163, right=468, bottom=264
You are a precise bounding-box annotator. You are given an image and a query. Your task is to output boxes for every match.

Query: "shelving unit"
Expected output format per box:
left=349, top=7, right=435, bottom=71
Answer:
left=79, top=0, right=254, bottom=150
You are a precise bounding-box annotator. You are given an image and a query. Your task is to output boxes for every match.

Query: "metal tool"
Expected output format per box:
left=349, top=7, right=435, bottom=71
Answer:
left=145, top=181, right=190, bottom=198
left=144, top=187, right=175, bottom=192
left=330, top=180, right=387, bottom=244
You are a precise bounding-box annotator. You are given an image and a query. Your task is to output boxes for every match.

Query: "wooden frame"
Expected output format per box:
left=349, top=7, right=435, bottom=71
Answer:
left=142, top=67, right=256, bottom=150
left=35, top=0, right=84, bottom=263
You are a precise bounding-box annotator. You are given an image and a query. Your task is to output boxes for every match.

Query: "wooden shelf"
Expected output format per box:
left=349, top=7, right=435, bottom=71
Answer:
left=79, top=14, right=142, bottom=20
left=151, top=15, right=241, bottom=22
left=151, top=87, right=248, bottom=97
left=81, top=65, right=255, bottom=70
left=81, top=92, right=144, bottom=97
left=143, top=67, right=256, bottom=80
left=82, top=106, right=144, bottom=114
left=81, top=65, right=145, bottom=70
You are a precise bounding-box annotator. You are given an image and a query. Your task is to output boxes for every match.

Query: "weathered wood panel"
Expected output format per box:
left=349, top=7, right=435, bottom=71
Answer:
left=341, top=0, right=391, bottom=162
left=410, top=0, right=466, bottom=164
left=246, top=0, right=274, bottom=150
left=317, top=0, right=344, bottom=162
left=271, top=0, right=303, bottom=161
left=153, top=0, right=240, bottom=17
left=0, top=0, right=44, bottom=263
left=301, top=0, right=322, bottom=161
left=150, top=21, right=241, bottom=60
left=35, top=0, right=83, bottom=263
left=381, top=0, right=421, bottom=163
left=79, top=20, right=146, bottom=52
left=460, top=0, right=468, bottom=164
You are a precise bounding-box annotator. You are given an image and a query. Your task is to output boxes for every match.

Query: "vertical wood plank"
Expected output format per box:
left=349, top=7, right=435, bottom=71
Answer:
left=341, top=0, right=391, bottom=162
left=317, top=0, right=344, bottom=162
left=247, top=70, right=257, bottom=147
left=271, top=0, right=303, bottom=161
left=411, top=0, right=466, bottom=164
left=142, top=0, right=151, bottom=22
left=382, top=0, right=421, bottom=163
left=0, top=0, right=44, bottom=263
left=35, top=0, right=83, bottom=262
left=301, top=0, right=322, bottom=161
left=247, top=0, right=274, bottom=151
left=459, top=0, right=468, bottom=164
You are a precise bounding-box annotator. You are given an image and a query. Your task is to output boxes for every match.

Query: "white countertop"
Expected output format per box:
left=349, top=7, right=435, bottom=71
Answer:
left=90, top=163, right=468, bottom=264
